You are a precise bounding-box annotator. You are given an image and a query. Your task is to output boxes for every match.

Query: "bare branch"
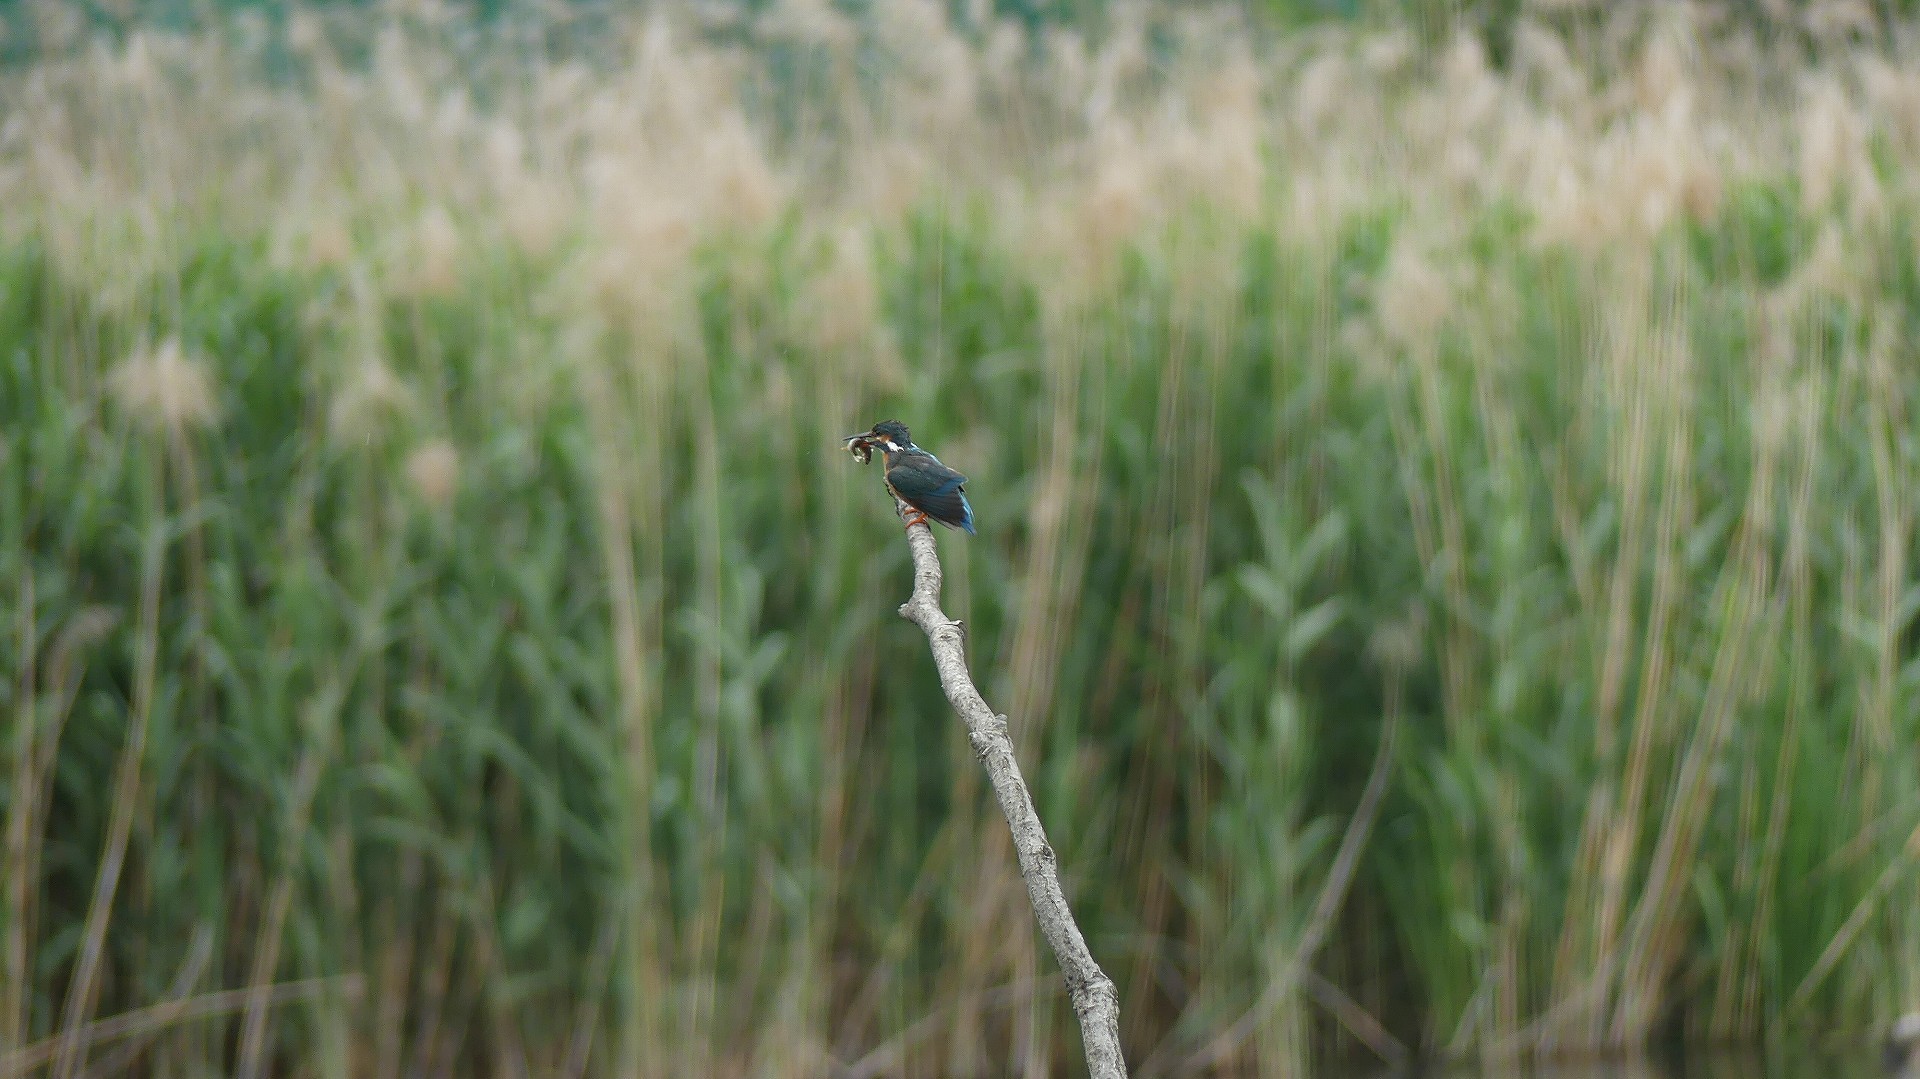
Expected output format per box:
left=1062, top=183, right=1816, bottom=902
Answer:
left=888, top=495, right=1129, bottom=1079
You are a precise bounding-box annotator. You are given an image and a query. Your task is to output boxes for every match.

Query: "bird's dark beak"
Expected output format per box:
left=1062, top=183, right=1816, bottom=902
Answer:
left=842, top=432, right=869, bottom=447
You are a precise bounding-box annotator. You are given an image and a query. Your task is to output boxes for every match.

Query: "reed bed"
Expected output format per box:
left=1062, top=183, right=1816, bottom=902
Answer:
left=2, top=1, right=1919, bottom=1075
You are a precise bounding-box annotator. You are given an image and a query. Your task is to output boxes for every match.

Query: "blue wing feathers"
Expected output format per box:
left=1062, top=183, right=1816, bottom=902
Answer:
left=886, top=452, right=976, bottom=533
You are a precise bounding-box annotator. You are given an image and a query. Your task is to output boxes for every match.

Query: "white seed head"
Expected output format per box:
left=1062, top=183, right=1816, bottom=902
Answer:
left=328, top=360, right=414, bottom=443
left=1861, top=58, right=1920, bottom=155
left=1081, top=146, right=1148, bottom=261
left=404, top=438, right=460, bottom=507
left=109, top=337, right=218, bottom=432
left=502, top=181, right=566, bottom=258
left=1375, top=237, right=1451, bottom=354
left=760, top=0, right=857, bottom=50
left=1798, top=76, right=1863, bottom=214
left=306, top=216, right=354, bottom=269
left=406, top=203, right=462, bottom=297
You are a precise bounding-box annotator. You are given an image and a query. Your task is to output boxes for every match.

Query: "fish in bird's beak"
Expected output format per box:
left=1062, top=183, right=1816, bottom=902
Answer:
left=842, top=431, right=876, bottom=464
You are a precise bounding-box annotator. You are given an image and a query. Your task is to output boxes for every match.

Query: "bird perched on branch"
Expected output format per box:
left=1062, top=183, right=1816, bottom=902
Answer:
left=842, top=419, right=976, bottom=534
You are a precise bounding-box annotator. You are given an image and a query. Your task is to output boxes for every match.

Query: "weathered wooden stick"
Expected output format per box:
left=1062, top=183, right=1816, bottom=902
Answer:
left=888, top=494, right=1129, bottom=1079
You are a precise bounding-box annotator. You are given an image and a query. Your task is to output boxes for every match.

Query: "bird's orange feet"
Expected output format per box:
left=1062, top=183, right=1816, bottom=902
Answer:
left=901, top=507, right=930, bottom=530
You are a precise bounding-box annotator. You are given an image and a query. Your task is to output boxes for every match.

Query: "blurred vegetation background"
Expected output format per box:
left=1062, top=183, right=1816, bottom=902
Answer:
left=3, top=0, right=1920, bottom=1076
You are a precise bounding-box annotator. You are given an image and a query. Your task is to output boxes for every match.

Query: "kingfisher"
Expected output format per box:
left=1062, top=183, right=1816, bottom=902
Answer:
left=842, top=419, right=976, bottom=534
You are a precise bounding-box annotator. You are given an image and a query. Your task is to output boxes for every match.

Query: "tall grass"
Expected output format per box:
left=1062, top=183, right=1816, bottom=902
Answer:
left=2, top=2, right=1919, bottom=1075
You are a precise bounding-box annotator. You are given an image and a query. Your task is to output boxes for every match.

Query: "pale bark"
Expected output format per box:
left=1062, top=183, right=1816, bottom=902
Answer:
left=888, top=496, right=1128, bottom=1079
